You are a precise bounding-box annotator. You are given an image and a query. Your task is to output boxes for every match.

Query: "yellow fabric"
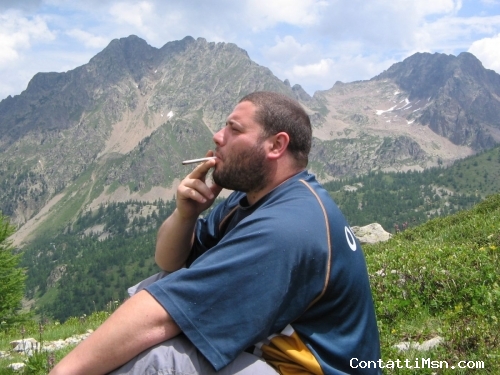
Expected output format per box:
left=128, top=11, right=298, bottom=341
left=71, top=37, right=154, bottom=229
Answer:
left=261, top=331, right=323, bottom=375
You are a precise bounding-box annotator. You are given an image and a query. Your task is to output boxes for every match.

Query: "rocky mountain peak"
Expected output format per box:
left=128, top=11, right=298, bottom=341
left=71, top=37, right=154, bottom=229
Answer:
left=374, top=51, right=500, bottom=149
left=376, top=52, right=500, bottom=98
left=292, top=84, right=312, bottom=102
left=89, top=35, right=161, bottom=83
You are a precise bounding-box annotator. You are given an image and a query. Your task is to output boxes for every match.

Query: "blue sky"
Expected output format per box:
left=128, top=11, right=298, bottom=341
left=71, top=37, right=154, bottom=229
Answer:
left=1, top=0, right=499, bottom=100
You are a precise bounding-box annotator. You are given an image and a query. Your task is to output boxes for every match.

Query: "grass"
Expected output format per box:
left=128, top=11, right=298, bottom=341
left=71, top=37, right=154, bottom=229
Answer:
left=0, top=312, right=111, bottom=374
left=366, top=193, right=500, bottom=373
left=2, top=194, right=500, bottom=373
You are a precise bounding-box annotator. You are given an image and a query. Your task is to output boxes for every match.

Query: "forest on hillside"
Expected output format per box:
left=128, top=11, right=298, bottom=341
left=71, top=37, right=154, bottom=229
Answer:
left=325, top=169, right=480, bottom=232
left=22, top=200, right=176, bottom=321
left=325, top=144, right=500, bottom=231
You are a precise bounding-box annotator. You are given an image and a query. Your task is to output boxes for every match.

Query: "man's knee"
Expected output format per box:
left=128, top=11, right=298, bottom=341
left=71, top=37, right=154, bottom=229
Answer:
left=108, top=335, right=201, bottom=375
left=109, top=335, right=277, bottom=375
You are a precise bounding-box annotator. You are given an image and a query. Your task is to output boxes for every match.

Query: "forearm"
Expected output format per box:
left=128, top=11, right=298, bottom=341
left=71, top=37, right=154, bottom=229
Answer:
left=155, top=156, right=221, bottom=271
left=50, top=290, right=180, bottom=375
left=155, top=208, right=198, bottom=271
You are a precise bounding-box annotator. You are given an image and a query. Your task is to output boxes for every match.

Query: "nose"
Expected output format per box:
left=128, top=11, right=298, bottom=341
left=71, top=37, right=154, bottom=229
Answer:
left=213, top=127, right=225, bottom=146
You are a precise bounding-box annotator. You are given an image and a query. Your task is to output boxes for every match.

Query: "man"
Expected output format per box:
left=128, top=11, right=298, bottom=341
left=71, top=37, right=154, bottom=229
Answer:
left=50, top=92, right=381, bottom=374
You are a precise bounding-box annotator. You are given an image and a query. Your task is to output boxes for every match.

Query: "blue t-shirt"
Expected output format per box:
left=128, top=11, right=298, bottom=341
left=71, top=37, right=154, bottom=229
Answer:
left=147, top=171, right=381, bottom=374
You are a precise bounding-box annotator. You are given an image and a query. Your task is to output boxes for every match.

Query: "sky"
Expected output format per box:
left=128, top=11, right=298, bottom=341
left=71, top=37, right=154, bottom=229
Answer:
left=1, top=0, right=500, bottom=100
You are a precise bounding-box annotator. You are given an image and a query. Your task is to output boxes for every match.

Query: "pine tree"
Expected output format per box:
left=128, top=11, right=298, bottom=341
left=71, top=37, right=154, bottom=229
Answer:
left=0, top=212, right=27, bottom=329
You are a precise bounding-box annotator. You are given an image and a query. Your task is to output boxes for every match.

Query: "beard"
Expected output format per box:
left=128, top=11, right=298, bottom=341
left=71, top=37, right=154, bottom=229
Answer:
left=213, top=141, right=271, bottom=193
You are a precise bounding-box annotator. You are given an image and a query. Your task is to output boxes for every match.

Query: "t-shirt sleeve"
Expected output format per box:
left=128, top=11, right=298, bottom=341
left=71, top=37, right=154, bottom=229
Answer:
left=146, top=205, right=328, bottom=371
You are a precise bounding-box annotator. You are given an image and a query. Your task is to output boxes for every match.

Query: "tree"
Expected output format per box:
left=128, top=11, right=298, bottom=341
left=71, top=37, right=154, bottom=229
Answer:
left=0, top=212, right=27, bottom=329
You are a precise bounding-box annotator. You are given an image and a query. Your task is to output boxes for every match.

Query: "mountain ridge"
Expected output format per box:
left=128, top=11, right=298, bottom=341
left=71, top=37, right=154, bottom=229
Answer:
left=2, top=35, right=500, bottom=246
left=1, top=35, right=304, bottom=237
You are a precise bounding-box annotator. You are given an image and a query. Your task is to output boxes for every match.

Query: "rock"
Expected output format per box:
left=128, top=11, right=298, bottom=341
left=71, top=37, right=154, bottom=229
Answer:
left=394, top=342, right=412, bottom=351
left=394, top=336, right=444, bottom=351
left=8, top=363, right=25, bottom=371
left=7, top=329, right=94, bottom=359
left=10, top=338, right=40, bottom=354
left=46, top=264, right=67, bottom=288
left=418, top=336, right=444, bottom=350
left=351, top=223, right=392, bottom=244
left=43, top=329, right=93, bottom=352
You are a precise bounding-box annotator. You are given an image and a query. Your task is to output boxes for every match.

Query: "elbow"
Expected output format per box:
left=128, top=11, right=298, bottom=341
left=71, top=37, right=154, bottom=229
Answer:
left=154, top=253, right=184, bottom=273
left=154, top=252, right=170, bottom=272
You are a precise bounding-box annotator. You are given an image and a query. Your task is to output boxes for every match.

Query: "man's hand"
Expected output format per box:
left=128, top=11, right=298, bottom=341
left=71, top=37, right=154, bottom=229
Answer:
left=176, top=152, right=222, bottom=220
left=155, top=152, right=222, bottom=271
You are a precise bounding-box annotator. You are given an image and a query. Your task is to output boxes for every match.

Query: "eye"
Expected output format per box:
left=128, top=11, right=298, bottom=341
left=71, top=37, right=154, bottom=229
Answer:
left=228, top=123, right=241, bottom=133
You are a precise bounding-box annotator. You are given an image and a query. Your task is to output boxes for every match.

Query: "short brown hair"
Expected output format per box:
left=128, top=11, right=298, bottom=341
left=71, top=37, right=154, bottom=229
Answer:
left=239, top=91, right=312, bottom=168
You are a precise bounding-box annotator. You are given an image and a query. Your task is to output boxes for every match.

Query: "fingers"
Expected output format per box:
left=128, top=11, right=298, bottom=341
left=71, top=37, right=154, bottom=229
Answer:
left=177, top=151, right=218, bottom=207
left=179, top=177, right=214, bottom=203
left=187, top=156, right=216, bottom=181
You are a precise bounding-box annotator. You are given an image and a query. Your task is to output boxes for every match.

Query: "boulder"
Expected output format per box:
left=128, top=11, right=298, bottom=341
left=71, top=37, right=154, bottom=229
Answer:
left=394, top=336, right=444, bottom=351
left=10, top=338, right=40, bottom=356
left=351, top=223, right=392, bottom=244
left=10, top=338, right=40, bottom=352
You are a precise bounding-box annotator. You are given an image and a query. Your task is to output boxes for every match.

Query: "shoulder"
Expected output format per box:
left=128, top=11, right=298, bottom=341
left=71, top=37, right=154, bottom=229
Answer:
left=262, top=172, right=338, bottom=221
left=255, top=173, right=356, bottom=249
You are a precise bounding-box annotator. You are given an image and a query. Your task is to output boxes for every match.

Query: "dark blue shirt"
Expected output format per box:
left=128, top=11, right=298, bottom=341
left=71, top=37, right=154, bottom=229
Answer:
left=147, top=171, right=381, bottom=374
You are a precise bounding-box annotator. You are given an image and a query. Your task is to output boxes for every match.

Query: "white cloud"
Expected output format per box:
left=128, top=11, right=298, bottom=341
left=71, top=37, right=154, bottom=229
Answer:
left=263, top=36, right=315, bottom=63
left=413, top=14, right=500, bottom=53
left=468, top=33, right=500, bottom=73
left=290, top=58, right=335, bottom=79
left=310, top=0, right=466, bottom=54
left=0, top=10, right=54, bottom=67
left=66, top=29, right=108, bottom=49
left=106, top=1, right=188, bottom=46
left=109, top=1, right=154, bottom=29
left=278, top=53, right=397, bottom=93
left=243, top=0, right=327, bottom=31
left=412, top=0, right=462, bottom=16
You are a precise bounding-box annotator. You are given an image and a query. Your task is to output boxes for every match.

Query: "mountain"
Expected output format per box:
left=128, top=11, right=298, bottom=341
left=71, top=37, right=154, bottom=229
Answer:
left=376, top=52, right=500, bottom=149
left=309, top=52, right=500, bottom=178
left=0, top=35, right=319, bottom=236
left=2, top=35, right=500, bottom=247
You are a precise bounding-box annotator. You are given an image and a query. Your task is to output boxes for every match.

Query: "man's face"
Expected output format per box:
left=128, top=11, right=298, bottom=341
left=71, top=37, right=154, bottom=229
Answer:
left=212, top=101, right=271, bottom=193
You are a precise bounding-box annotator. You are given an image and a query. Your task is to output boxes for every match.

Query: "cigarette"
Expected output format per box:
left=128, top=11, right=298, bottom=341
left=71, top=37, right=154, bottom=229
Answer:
left=181, top=156, right=217, bottom=165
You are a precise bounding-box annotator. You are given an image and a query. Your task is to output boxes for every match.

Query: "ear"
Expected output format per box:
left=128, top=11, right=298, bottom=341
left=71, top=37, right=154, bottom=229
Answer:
left=266, top=132, right=290, bottom=160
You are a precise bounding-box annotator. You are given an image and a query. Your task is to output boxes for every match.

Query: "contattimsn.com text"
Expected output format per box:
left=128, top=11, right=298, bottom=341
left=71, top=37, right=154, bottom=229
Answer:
left=350, top=357, right=485, bottom=370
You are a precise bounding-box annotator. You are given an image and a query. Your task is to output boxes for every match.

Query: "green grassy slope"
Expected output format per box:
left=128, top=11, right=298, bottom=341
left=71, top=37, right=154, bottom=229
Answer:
left=365, top=193, right=500, bottom=373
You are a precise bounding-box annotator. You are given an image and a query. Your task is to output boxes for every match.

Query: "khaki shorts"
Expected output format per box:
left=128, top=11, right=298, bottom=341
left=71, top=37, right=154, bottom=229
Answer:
left=112, top=272, right=277, bottom=375
left=108, top=334, right=277, bottom=375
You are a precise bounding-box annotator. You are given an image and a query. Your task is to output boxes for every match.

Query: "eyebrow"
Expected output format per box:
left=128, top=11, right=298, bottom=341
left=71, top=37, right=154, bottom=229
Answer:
left=226, top=119, right=243, bottom=127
